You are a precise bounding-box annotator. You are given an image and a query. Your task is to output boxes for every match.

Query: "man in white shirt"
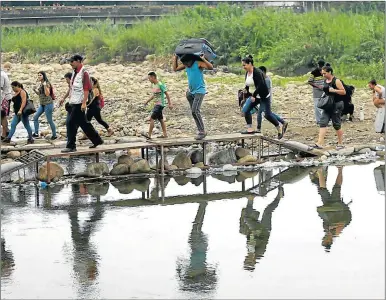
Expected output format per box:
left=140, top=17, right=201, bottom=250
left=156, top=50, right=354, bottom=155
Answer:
left=368, top=79, right=385, bottom=133
left=1, top=65, right=13, bottom=140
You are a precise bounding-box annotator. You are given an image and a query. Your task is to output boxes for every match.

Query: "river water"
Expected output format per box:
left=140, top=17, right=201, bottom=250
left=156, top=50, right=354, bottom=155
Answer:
left=1, top=161, right=385, bottom=299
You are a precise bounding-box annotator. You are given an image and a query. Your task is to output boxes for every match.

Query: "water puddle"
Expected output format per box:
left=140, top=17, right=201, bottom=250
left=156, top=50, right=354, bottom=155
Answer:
left=1, top=162, right=385, bottom=299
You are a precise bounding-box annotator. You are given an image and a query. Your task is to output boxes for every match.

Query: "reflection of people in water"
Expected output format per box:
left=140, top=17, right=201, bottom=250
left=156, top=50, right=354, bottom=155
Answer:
left=67, top=184, right=104, bottom=296
left=176, top=202, right=217, bottom=294
left=240, top=186, right=284, bottom=271
left=311, top=166, right=352, bottom=252
left=1, top=237, right=15, bottom=278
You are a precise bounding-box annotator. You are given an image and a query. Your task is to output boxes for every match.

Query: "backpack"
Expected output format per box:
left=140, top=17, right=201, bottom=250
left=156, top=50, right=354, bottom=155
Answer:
left=50, top=85, right=56, bottom=100
left=332, top=77, right=355, bottom=103
left=99, top=94, right=105, bottom=109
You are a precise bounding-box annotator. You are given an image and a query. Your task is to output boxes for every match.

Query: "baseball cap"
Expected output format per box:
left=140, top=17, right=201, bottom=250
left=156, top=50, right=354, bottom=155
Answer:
left=67, top=54, right=84, bottom=62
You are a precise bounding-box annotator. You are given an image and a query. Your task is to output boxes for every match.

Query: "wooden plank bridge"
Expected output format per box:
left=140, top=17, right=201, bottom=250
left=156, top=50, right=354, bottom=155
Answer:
left=1, top=133, right=323, bottom=183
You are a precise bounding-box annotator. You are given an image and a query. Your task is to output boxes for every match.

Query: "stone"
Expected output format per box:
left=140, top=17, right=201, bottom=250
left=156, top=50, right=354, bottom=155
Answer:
left=336, top=147, right=355, bottom=156
left=358, top=148, right=371, bottom=154
left=212, top=174, right=236, bottom=184
left=168, top=165, right=178, bottom=170
left=236, top=171, right=258, bottom=182
left=174, top=175, right=190, bottom=186
left=285, top=152, right=296, bottom=161
left=111, top=180, right=134, bottom=194
left=110, top=164, right=130, bottom=175
left=172, top=152, right=192, bottom=169
left=117, top=155, right=134, bottom=166
left=238, top=155, right=258, bottom=164
left=130, top=159, right=151, bottom=174
left=376, top=151, right=385, bottom=157
left=320, top=155, right=328, bottom=161
left=194, top=162, right=205, bottom=168
left=157, top=158, right=170, bottom=170
left=186, top=167, right=202, bottom=175
left=188, top=149, right=203, bottom=164
left=37, top=162, right=64, bottom=183
left=208, top=148, right=237, bottom=165
left=86, top=162, right=109, bottom=177
left=87, top=182, right=110, bottom=196
left=235, top=147, right=251, bottom=159
left=6, top=151, right=21, bottom=159
left=223, top=164, right=237, bottom=171
left=127, top=178, right=151, bottom=192
left=113, top=110, right=125, bottom=117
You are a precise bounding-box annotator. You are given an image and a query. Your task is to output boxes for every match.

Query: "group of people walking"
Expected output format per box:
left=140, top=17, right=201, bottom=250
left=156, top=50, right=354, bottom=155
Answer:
left=1, top=53, right=385, bottom=152
left=1, top=55, right=113, bottom=152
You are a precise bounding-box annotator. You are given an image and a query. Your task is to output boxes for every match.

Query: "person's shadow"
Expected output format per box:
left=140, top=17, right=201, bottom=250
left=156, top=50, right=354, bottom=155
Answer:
left=311, top=166, right=352, bottom=252
left=176, top=202, right=218, bottom=295
left=1, top=237, right=15, bottom=279
left=67, top=184, right=104, bottom=298
left=239, top=186, right=284, bottom=271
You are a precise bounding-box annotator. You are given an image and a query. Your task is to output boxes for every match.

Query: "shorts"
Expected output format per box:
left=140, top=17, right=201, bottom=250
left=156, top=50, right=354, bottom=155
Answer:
left=151, top=105, right=164, bottom=121
left=319, top=101, right=344, bottom=129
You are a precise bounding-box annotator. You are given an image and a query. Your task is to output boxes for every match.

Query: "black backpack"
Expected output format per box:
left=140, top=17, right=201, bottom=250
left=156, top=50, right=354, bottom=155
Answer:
left=332, top=77, right=355, bottom=103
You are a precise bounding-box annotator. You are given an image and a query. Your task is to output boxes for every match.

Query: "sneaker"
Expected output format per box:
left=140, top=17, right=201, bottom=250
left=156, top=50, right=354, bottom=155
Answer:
left=61, top=148, right=77, bottom=153
left=256, top=128, right=261, bottom=133
left=50, top=136, right=58, bottom=140
left=2, top=137, right=11, bottom=143
left=89, top=140, right=104, bottom=149
left=32, top=133, right=39, bottom=138
left=195, top=132, right=207, bottom=140
left=282, top=121, right=289, bottom=134
left=27, top=138, right=34, bottom=144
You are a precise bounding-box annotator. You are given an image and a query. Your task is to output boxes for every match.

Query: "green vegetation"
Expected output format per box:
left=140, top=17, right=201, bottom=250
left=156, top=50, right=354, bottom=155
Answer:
left=2, top=5, right=384, bottom=79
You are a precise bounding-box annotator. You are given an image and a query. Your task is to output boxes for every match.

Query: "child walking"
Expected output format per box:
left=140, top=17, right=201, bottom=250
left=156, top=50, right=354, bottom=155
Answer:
left=143, top=72, right=173, bottom=139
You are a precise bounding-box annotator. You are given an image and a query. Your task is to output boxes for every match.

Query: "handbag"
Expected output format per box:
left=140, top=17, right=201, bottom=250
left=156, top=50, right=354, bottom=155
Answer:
left=317, top=92, right=334, bottom=111
left=22, top=99, right=36, bottom=116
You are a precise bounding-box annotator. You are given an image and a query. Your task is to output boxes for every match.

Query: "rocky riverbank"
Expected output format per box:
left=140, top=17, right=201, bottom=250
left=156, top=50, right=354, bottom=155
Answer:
left=1, top=55, right=383, bottom=147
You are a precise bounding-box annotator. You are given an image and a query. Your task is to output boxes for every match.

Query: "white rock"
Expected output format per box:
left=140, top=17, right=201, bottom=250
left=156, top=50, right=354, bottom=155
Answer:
left=222, top=164, right=237, bottom=171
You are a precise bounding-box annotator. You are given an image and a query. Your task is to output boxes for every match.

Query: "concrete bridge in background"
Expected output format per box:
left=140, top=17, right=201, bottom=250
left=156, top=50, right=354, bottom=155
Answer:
left=0, top=2, right=306, bottom=27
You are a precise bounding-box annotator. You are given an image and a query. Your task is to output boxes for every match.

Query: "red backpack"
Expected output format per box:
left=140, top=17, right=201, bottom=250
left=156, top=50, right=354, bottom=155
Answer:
left=99, top=94, right=105, bottom=109
left=50, top=85, right=56, bottom=100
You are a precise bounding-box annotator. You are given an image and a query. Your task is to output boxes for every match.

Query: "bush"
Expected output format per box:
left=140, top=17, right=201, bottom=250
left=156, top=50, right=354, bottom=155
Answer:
left=2, top=5, right=384, bottom=79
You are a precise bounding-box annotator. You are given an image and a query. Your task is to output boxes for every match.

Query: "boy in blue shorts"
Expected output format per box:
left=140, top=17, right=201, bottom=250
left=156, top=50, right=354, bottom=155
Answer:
left=144, top=72, right=173, bottom=139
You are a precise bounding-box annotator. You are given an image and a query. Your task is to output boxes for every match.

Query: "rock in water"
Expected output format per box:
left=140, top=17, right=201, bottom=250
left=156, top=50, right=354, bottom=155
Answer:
left=172, top=152, right=192, bottom=168
left=208, top=148, right=237, bottom=165
left=37, top=162, right=64, bottom=182
left=117, top=155, right=134, bottom=166
left=130, top=159, right=151, bottom=174
left=188, top=149, right=204, bottom=164
left=86, top=162, right=110, bottom=177
left=235, top=147, right=250, bottom=159
left=110, top=164, right=130, bottom=175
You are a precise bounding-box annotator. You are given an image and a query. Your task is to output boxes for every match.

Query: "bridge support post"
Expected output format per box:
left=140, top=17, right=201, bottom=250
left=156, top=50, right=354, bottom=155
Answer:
left=46, top=157, right=51, bottom=184
left=160, top=145, right=165, bottom=176
left=202, top=142, right=207, bottom=165
left=155, top=147, right=159, bottom=174
left=95, top=152, right=99, bottom=163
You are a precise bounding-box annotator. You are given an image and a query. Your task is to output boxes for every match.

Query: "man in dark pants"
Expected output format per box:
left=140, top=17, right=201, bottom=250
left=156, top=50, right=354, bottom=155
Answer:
left=59, top=55, right=103, bottom=153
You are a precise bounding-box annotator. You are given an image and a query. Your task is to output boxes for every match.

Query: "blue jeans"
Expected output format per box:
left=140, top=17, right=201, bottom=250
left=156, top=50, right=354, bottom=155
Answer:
left=242, top=97, right=280, bottom=128
left=33, top=103, right=56, bottom=137
left=257, top=99, right=285, bottom=129
left=7, top=114, right=33, bottom=139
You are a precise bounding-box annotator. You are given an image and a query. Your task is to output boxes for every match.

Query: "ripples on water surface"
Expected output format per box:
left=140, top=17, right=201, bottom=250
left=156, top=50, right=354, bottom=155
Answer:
left=1, top=161, right=385, bottom=299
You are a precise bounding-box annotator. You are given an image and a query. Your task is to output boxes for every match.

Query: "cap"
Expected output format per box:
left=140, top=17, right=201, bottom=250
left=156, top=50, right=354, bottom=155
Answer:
left=67, top=54, right=84, bottom=62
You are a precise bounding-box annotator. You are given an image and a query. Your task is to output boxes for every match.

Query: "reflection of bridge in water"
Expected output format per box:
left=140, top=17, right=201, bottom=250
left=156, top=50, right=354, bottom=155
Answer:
left=28, top=166, right=311, bottom=210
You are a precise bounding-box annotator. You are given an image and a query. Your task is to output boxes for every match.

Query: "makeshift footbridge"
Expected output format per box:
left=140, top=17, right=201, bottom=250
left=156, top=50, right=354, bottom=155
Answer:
left=0, top=133, right=323, bottom=182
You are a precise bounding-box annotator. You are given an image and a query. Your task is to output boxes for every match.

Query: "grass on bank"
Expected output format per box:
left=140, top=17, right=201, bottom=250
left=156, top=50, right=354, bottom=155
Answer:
left=2, top=5, right=384, bottom=80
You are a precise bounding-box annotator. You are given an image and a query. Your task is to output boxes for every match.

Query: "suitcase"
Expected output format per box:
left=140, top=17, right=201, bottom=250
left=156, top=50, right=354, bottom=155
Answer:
left=175, top=38, right=217, bottom=62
